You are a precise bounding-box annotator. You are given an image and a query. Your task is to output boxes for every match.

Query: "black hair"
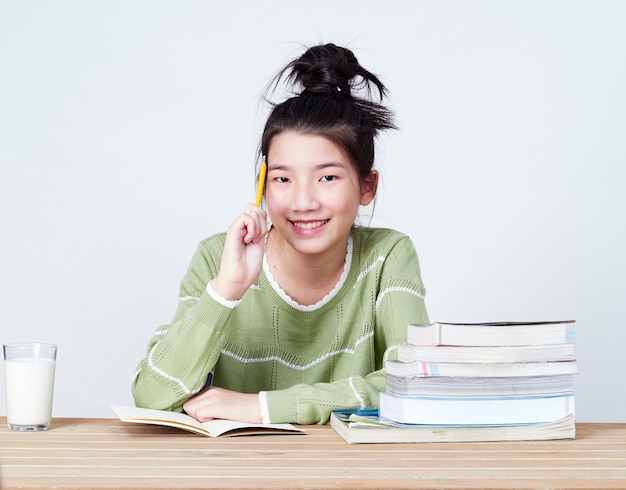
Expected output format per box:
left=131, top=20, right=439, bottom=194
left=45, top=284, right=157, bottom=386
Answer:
left=260, top=44, right=396, bottom=183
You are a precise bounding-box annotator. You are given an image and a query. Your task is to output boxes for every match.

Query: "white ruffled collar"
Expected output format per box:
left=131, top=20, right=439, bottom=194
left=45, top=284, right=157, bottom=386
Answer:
left=262, top=235, right=353, bottom=312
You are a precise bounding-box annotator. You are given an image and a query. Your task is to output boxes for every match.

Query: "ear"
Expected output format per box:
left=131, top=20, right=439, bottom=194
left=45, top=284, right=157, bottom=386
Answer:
left=360, top=170, right=379, bottom=206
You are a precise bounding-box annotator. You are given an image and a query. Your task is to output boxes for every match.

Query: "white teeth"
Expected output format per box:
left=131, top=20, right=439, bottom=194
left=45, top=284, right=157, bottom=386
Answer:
left=292, top=220, right=327, bottom=230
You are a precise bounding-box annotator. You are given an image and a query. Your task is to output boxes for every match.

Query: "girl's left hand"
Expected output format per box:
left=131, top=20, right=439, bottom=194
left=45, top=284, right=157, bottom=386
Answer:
left=182, top=387, right=263, bottom=424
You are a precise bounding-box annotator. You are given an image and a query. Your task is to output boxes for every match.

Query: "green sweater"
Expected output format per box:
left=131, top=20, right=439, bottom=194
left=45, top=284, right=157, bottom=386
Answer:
left=132, top=227, right=428, bottom=424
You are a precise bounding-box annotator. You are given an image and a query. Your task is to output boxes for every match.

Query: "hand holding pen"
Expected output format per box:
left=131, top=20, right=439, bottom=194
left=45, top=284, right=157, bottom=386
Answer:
left=210, top=162, right=268, bottom=301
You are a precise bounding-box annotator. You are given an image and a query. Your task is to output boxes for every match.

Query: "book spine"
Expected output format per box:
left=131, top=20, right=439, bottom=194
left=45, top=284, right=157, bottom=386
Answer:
left=396, top=344, right=576, bottom=363
left=385, top=359, right=578, bottom=378
left=406, top=322, right=576, bottom=347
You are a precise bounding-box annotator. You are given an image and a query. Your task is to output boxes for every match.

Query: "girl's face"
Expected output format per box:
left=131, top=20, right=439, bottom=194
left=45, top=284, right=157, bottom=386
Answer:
left=265, top=131, right=377, bottom=258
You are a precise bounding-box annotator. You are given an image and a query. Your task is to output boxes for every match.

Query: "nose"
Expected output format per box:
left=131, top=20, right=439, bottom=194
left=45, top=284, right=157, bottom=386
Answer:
left=291, top=180, right=320, bottom=212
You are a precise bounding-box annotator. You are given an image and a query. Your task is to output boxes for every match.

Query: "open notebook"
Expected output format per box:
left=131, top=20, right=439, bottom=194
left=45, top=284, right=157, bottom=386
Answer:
left=111, top=405, right=305, bottom=437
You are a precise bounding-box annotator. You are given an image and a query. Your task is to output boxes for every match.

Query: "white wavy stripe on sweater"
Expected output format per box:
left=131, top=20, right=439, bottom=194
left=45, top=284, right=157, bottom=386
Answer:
left=354, top=255, right=385, bottom=286
left=375, top=286, right=424, bottom=311
left=220, top=330, right=374, bottom=370
left=146, top=340, right=204, bottom=396
left=178, top=295, right=200, bottom=302
left=383, top=343, right=402, bottom=364
left=348, top=376, right=367, bottom=409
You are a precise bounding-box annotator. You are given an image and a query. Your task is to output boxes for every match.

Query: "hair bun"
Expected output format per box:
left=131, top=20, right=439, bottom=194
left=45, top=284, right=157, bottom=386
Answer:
left=281, top=43, right=387, bottom=100
left=293, top=44, right=356, bottom=94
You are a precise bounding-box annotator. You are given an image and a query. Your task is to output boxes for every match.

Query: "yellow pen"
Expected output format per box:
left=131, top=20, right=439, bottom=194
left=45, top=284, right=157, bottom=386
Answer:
left=255, top=161, right=267, bottom=207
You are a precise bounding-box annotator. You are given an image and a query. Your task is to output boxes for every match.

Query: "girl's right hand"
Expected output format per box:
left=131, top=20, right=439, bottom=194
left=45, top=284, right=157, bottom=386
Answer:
left=210, top=204, right=268, bottom=301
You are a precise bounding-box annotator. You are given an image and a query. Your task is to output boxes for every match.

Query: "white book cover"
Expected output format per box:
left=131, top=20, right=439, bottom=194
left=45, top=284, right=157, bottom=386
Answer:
left=379, top=392, right=575, bottom=425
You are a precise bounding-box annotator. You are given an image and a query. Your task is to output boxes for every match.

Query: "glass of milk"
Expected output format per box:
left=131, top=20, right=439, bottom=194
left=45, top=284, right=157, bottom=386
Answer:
left=3, top=342, right=57, bottom=431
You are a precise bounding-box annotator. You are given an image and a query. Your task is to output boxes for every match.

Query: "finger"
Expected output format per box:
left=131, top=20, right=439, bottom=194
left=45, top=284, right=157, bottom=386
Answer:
left=183, top=393, right=215, bottom=422
left=242, top=209, right=268, bottom=244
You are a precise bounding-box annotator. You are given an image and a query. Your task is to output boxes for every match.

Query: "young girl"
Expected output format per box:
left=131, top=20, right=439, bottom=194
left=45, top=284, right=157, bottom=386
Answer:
left=132, top=44, right=429, bottom=425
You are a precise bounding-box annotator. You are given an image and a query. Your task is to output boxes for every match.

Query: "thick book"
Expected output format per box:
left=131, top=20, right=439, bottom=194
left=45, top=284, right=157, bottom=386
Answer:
left=330, top=410, right=576, bottom=444
left=385, top=358, right=578, bottom=378
left=386, top=373, right=575, bottom=398
left=111, top=405, right=305, bottom=437
left=379, top=392, right=575, bottom=425
left=396, top=343, right=576, bottom=363
left=407, top=320, right=575, bottom=347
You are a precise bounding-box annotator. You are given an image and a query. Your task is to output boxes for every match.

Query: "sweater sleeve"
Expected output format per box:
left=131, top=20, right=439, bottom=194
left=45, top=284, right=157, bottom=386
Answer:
left=131, top=235, right=234, bottom=412
left=264, top=234, right=429, bottom=424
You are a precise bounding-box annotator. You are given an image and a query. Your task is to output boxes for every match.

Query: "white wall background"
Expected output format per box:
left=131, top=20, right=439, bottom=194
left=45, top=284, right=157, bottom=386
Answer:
left=1, top=0, right=624, bottom=422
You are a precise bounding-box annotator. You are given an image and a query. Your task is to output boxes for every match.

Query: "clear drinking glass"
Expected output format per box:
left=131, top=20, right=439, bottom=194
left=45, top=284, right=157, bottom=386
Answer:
left=3, top=342, right=57, bottom=431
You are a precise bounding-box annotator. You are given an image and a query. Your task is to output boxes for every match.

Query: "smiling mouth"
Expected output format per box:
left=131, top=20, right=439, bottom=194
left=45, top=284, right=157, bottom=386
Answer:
left=291, top=220, right=329, bottom=230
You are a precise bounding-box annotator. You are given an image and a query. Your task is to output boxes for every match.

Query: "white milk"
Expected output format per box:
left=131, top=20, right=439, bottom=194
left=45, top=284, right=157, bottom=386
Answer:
left=5, top=357, right=56, bottom=426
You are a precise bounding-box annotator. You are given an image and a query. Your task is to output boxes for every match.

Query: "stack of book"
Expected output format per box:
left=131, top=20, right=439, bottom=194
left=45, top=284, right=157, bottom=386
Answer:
left=331, top=320, right=577, bottom=444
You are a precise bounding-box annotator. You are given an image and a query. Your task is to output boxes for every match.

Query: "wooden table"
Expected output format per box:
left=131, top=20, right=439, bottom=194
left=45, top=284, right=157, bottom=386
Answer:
left=1, top=417, right=626, bottom=489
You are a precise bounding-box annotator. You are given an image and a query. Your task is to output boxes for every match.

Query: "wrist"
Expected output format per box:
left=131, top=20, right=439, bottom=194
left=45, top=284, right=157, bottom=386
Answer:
left=206, top=280, right=243, bottom=309
left=210, top=276, right=249, bottom=301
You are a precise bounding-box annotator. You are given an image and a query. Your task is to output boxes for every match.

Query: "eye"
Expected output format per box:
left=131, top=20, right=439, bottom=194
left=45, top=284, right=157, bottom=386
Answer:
left=320, top=175, right=337, bottom=182
left=274, top=176, right=290, bottom=183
